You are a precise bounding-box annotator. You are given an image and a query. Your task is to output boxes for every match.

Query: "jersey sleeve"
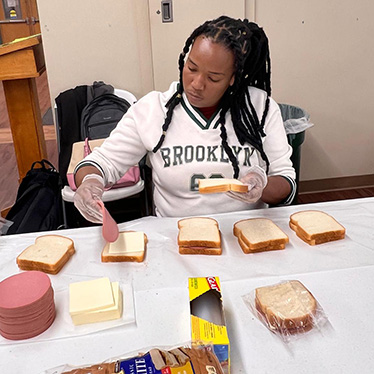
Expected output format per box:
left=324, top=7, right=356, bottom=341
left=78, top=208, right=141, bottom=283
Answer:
left=263, top=98, right=297, bottom=204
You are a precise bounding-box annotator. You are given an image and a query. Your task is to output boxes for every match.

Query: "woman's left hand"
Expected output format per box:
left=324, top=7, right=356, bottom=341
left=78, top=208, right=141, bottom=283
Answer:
left=226, top=165, right=267, bottom=203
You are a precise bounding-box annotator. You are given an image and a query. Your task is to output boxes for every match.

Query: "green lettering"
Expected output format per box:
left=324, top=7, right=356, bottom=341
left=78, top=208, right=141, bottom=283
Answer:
left=220, top=145, right=229, bottom=163
left=173, top=146, right=183, bottom=166
left=243, top=147, right=255, bottom=166
left=196, top=145, right=205, bottom=161
left=185, top=145, right=193, bottom=163
left=191, top=173, right=205, bottom=191
left=160, top=148, right=171, bottom=167
left=207, top=146, right=218, bottom=162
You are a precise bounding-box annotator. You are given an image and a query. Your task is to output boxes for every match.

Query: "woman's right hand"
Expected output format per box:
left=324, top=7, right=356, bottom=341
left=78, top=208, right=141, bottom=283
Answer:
left=73, top=174, right=105, bottom=223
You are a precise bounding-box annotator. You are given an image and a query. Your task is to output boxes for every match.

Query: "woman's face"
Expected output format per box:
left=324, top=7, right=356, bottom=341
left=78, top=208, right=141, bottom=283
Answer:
left=182, top=35, right=235, bottom=108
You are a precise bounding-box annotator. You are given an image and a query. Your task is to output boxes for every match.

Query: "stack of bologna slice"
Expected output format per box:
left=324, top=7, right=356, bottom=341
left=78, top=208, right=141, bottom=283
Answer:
left=0, top=271, right=55, bottom=340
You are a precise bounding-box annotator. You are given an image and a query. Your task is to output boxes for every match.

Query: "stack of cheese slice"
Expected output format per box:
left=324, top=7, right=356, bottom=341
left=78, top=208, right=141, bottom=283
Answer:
left=69, top=277, right=122, bottom=326
left=0, top=271, right=55, bottom=340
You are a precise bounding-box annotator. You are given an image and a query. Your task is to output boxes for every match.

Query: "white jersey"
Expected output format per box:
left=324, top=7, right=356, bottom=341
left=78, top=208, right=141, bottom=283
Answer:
left=77, top=82, right=296, bottom=217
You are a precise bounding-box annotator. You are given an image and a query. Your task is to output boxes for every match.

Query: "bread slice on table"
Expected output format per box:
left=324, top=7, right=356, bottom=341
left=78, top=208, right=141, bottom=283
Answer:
left=101, top=231, right=147, bottom=262
left=198, top=178, right=248, bottom=194
left=16, top=235, right=75, bottom=274
left=233, top=218, right=288, bottom=253
left=178, top=217, right=222, bottom=255
left=289, top=210, right=345, bottom=245
left=255, top=280, right=317, bottom=332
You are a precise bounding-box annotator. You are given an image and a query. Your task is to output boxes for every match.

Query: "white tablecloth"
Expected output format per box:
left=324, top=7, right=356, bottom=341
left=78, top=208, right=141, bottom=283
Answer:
left=1, top=197, right=374, bottom=373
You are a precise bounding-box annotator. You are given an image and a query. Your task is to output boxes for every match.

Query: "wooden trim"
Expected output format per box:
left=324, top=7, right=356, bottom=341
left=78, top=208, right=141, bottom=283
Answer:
left=1, top=206, right=11, bottom=218
left=0, top=125, right=56, bottom=144
left=299, top=174, right=374, bottom=194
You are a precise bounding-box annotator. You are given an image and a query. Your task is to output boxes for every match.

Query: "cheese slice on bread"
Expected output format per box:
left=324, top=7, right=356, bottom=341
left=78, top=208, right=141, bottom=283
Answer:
left=178, top=217, right=222, bottom=255
left=101, top=231, right=147, bottom=262
left=289, top=210, right=345, bottom=245
left=233, top=218, right=288, bottom=253
left=255, top=280, right=317, bottom=332
left=16, top=235, right=75, bottom=274
left=198, top=178, right=248, bottom=194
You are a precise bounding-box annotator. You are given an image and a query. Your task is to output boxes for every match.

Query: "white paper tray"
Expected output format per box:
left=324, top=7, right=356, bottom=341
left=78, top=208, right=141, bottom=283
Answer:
left=0, top=282, right=135, bottom=345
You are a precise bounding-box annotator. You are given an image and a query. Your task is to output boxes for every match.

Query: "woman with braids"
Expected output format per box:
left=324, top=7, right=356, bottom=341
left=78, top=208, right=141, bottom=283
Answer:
left=74, top=15, right=296, bottom=222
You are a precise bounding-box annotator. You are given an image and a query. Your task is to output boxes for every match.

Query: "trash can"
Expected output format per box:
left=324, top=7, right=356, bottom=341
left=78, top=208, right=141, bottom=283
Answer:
left=278, top=104, right=313, bottom=204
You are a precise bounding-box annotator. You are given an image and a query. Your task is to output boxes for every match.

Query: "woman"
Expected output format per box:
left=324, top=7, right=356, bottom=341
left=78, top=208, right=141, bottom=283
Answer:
left=74, top=16, right=296, bottom=222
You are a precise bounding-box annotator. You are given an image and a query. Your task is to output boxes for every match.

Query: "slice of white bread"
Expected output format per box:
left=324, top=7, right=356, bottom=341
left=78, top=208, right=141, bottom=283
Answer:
left=255, top=280, right=317, bottom=332
left=178, top=217, right=222, bottom=255
left=289, top=210, right=345, bottom=245
left=16, top=235, right=75, bottom=274
left=198, top=178, right=248, bottom=194
left=101, top=231, right=147, bottom=262
left=233, top=218, right=288, bottom=253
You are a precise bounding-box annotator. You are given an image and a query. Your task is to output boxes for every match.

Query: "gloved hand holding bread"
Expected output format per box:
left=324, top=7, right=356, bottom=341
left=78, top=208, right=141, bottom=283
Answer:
left=73, top=173, right=105, bottom=223
left=226, top=165, right=267, bottom=203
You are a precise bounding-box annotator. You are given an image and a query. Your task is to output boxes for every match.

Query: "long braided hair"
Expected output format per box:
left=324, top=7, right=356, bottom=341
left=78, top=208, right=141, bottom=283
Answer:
left=153, top=16, right=272, bottom=178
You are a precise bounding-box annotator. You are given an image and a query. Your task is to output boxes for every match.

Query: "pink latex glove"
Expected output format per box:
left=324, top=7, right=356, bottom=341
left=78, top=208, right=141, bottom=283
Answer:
left=226, top=165, right=268, bottom=203
left=73, top=174, right=105, bottom=223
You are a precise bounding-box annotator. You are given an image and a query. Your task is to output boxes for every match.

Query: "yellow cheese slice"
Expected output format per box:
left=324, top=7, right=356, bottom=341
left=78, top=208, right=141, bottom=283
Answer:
left=71, top=282, right=123, bottom=325
left=108, top=231, right=145, bottom=254
left=69, top=277, right=114, bottom=316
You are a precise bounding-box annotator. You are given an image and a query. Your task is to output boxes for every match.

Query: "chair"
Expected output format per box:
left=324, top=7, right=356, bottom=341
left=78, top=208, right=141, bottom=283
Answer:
left=55, top=87, right=151, bottom=228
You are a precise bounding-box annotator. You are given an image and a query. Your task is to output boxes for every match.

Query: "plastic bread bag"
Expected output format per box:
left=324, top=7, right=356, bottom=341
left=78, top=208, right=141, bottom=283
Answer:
left=42, top=343, right=224, bottom=374
left=242, top=280, right=329, bottom=344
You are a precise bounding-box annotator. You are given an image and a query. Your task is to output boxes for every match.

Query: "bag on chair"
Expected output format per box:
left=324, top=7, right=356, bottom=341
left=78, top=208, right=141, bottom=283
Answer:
left=6, top=160, right=63, bottom=234
left=67, top=138, right=140, bottom=191
left=80, top=93, right=131, bottom=139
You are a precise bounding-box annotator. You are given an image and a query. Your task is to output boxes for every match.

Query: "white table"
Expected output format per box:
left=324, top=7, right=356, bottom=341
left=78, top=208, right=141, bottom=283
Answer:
left=1, top=197, right=374, bottom=374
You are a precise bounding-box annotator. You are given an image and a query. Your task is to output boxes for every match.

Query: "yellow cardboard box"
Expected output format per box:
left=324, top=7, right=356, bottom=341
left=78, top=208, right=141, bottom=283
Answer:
left=189, top=276, right=230, bottom=373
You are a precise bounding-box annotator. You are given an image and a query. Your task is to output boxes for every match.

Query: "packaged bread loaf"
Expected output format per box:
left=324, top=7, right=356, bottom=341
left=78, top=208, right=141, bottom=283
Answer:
left=59, top=345, right=223, bottom=374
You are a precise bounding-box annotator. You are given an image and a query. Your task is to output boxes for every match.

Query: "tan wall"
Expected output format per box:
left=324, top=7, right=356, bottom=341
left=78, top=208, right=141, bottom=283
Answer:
left=37, top=0, right=374, bottom=183
left=246, top=0, right=374, bottom=181
left=36, top=0, right=153, bottom=102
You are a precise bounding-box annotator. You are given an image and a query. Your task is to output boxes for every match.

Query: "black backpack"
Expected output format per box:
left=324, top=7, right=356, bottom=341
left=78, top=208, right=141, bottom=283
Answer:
left=80, top=93, right=131, bottom=140
left=6, top=160, right=63, bottom=235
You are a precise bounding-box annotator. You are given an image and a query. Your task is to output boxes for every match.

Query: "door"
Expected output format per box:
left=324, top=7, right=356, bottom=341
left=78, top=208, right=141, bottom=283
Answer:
left=0, top=0, right=40, bottom=44
left=148, top=0, right=245, bottom=92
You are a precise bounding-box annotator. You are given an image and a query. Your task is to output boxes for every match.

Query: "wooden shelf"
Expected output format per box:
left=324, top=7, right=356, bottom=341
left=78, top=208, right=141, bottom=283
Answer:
left=0, top=35, right=44, bottom=80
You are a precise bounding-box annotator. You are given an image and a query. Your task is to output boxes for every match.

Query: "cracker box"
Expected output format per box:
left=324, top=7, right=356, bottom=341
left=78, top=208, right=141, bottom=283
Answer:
left=188, top=276, right=230, bottom=374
